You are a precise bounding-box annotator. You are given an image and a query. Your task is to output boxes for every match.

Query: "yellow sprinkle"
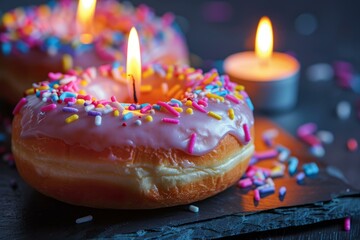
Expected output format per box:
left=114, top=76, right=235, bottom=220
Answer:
left=62, top=54, right=73, bottom=71
left=186, top=108, right=193, bottom=115
left=185, top=68, right=195, bottom=74
left=97, top=104, right=105, bottom=108
left=185, top=100, right=192, bottom=106
left=203, top=72, right=218, bottom=85
left=234, top=92, right=244, bottom=100
left=65, top=114, right=79, bottom=124
left=167, top=84, right=181, bottom=97
left=142, top=68, right=154, bottom=78
left=80, top=80, right=88, bottom=87
left=208, top=111, right=222, bottom=120
left=166, top=66, right=174, bottom=80
left=228, top=108, right=235, bottom=120
left=235, top=85, right=245, bottom=91
left=140, top=85, right=152, bottom=93
left=206, top=93, right=224, bottom=102
left=173, top=107, right=183, bottom=113
left=2, top=13, right=15, bottom=26
left=78, top=89, right=86, bottom=95
left=53, top=84, right=59, bottom=89
left=145, top=115, right=153, bottom=122
left=38, top=86, right=49, bottom=91
left=114, top=110, right=120, bottom=117
left=76, top=99, right=85, bottom=105
left=178, top=74, right=185, bottom=81
left=25, top=88, right=36, bottom=95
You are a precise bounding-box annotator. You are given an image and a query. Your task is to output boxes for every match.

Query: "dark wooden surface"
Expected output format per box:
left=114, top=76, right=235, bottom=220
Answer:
left=2, top=0, right=360, bottom=239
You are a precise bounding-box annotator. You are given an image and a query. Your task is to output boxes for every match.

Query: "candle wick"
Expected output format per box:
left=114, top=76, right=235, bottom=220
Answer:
left=129, top=74, right=138, bottom=103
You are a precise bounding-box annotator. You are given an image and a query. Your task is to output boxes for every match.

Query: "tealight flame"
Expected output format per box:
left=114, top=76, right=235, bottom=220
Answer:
left=77, top=0, right=97, bottom=44
left=127, top=27, right=142, bottom=103
left=255, top=16, right=273, bottom=61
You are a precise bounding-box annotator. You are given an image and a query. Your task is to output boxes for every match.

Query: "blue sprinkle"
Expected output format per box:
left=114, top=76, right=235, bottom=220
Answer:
left=140, top=103, right=149, bottom=108
left=112, top=61, right=121, bottom=69
left=16, top=41, right=29, bottom=53
left=152, top=105, right=161, bottom=111
left=259, top=185, right=275, bottom=194
left=60, top=92, right=77, bottom=100
left=44, top=36, right=60, bottom=48
left=302, top=162, right=319, bottom=176
left=194, top=89, right=202, bottom=94
left=246, top=97, right=254, bottom=111
left=213, top=90, right=228, bottom=96
left=49, top=80, right=60, bottom=88
left=51, top=94, right=59, bottom=102
left=170, top=98, right=182, bottom=106
left=288, top=157, right=299, bottom=175
left=1, top=42, right=12, bottom=55
left=123, top=112, right=134, bottom=121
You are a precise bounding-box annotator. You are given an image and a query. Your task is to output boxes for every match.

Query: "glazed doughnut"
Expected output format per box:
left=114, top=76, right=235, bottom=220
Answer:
left=12, top=64, right=255, bottom=209
left=0, top=0, right=188, bottom=103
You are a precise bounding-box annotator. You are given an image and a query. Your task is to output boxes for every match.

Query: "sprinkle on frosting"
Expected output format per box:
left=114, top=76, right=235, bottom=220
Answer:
left=0, top=0, right=179, bottom=64
left=16, top=63, right=254, bottom=155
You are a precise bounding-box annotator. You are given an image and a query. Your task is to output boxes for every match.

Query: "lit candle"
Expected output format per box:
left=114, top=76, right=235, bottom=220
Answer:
left=76, top=0, right=97, bottom=44
left=126, top=27, right=142, bottom=103
left=224, top=16, right=300, bottom=112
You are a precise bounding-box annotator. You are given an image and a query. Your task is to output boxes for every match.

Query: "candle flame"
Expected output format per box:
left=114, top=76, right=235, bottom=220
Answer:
left=77, top=0, right=97, bottom=44
left=255, top=16, right=273, bottom=60
left=127, top=27, right=141, bottom=103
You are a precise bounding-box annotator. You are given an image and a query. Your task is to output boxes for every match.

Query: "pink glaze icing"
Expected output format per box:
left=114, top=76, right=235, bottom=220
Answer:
left=17, top=64, right=254, bottom=156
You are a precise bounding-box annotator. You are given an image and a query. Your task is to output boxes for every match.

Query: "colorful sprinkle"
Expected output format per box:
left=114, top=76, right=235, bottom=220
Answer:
left=192, top=101, right=207, bottom=113
left=186, top=108, right=193, bottom=115
left=145, top=115, right=153, bottom=122
left=162, top=118, right=179, bottom=124
left=344, top=217, right=351, bottom=231
left=187, top=133, right=197, bottom=154
left=65, top=114, right=79, bottom=124
left=95, top=115, right=102, bottom=126
left=41, top=104, right=57, bottom=112
left=254, top=189, right=260, bottom=201
left=157, top=101, right=180, bottom=117
left=189, top=205, right=199, bottom=213
left=279, top=186, right=287, bottom=197
left=75, top=215, right=93, bottom=224
left=12, top=98, right=27, bottom=115
left=123, top=112, right=134, bottom=121
left=207, top=111, right=222, bottom=120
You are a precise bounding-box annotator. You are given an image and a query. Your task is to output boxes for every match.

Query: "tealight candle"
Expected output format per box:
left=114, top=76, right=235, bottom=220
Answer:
left=224, top=16, right=300, bottom=112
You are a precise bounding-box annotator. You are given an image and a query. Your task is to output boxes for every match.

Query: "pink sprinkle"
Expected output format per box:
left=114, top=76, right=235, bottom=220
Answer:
left=111, top=96, right=117, bottom=102
left=162, top=118, right=180, bottom=124
left=140, top=105, right=152, bottom=114
left=226, top=94, right=240, bottom=104
left=344, top=216, right=351, bottom=231
left=254, top=189, right=260, bottom=201
left=77, top=95, right=91, bottom=101
left=243, top=124, right=251, bottom=143
left=254, top=149, right=278, bottom=160
left=48, top=72, right=62, bottom=80
left=297, top=122, right=317, bottom=137
left=300, top=134, right=321, bottom=147
left=12, top=98, right=27, bottom=115
left=40, top=103, right=57, bottom=112
left=128, top=105, right=136, bottom=110
left=64, top=97, right=76, bottom=104
left=192, top=101, right=208, bottom=113
left=246, top=169, right=256, bottom=178
left=187, top=133, right=197, bottom=154
left=238, top=178, right=252, bottom=188
left=198, top=99, right=208, bottom=107
left=247, top=166, right=271, bottom=177
left=157, top=101, right=180, bottom=117
left=347, top=138, right=358, bottom=152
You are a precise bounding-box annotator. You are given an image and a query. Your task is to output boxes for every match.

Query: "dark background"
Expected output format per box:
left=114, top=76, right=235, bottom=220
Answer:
left=1, top=0, right=360, bottom=239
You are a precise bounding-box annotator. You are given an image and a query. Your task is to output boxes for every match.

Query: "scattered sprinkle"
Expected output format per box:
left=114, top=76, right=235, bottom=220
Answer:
left=344, top=217, right=351, bottom=231
left=207, top=111, right=222, bottom=120
left=162, top=118, right=179, bottom=124
left=189, top=205, right=199, bottom=213
left=75, top=215, right=93, bottom=224
left=65, top=114, right=79, bottom=124
left=187, top=133, right=197, bottom=154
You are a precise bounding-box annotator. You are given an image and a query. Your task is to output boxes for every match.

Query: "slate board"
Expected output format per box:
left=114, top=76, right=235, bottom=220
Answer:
left=0, top=117, right=359, bottom=239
